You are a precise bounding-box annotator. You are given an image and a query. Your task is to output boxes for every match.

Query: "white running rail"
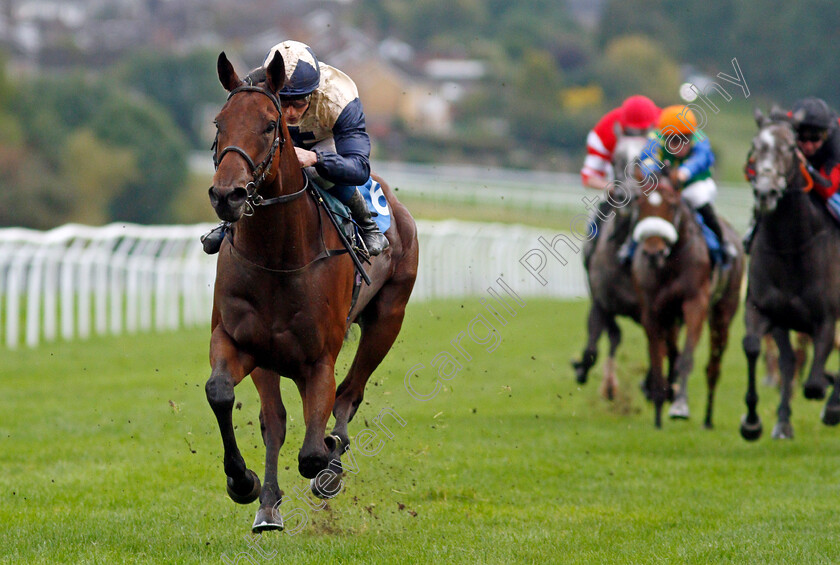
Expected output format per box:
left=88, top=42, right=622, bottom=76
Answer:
left=0, top=221, right=587, bottom=349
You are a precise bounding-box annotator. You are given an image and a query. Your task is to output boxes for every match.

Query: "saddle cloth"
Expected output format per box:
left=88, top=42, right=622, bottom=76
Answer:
left=314, top=176, right=392, bottom=237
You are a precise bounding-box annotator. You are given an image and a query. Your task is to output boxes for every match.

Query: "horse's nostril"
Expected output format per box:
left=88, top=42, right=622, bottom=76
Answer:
left=229, top=187, right=248, bottom=206
left=208, top=187, right=220, bottom=207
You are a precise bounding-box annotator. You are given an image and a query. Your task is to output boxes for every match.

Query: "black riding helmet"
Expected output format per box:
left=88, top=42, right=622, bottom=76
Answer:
left=792, top=97, right=834, bottom=132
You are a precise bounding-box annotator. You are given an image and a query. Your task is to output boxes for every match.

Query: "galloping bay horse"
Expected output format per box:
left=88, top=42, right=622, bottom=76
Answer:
left=206, top=51, right=419, bottom=531
left=573, top=132, right=677, bottom=400
left=630, top=170, right=744, bottom=428
left=741, top=108, right=840, bottom=441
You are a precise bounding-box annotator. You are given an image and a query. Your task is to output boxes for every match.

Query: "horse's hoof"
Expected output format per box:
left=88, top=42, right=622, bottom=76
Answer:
left=771, top=422, right=794, bottom=440
left=803, top=380, right=827, bottom=400
left=226, top=469, right=261, bottom=504
left=252, top=506, right=284, bottom=533
left=599, top=382, right=615, bottom=401
left=821, top=403, right=840, bottom=426
left=740, top=414, right=763, bottom=441
left=668, top=398, right=690, bottom=420
left=311, top=471, right=344, bottom=499
left=572, top=360, right=588, bottom=384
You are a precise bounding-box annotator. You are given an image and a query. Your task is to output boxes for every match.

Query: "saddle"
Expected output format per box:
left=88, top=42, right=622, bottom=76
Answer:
left=309, top=173, right=392, bottom=249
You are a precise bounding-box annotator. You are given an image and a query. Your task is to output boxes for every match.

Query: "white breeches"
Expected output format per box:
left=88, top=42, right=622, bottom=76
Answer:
left=680, top=177, right=717, bottom=208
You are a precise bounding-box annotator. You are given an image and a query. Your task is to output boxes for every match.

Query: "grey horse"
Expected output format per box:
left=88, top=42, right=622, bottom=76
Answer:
left=741, top=108, right=840, bottom=441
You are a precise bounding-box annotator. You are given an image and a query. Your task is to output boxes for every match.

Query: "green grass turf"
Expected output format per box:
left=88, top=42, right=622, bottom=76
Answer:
left=2, top=298, right=840, bottom=564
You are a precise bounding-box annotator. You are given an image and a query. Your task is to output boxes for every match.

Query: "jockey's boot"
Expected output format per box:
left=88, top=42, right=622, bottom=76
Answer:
left=347, top=189, right=389, bottom=256
left=583, top=201, right=611, bottom=270
left=697, top=203, right=735, bottom=266
left=616, top=237, right=636, bottom=266
left=201, top=222, right=229, bottom=254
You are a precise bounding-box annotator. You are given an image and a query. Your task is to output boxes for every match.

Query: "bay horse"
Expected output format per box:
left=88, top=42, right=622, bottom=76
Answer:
left=206, top=51, right=418, bottom=531
left=741, top=108, right=840, bottom=441
left=574, top=132, right=681, bottom=400
left=630, top=169, right=744, bottom=428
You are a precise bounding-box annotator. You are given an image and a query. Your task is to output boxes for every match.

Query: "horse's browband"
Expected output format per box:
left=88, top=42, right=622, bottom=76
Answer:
left=226, top=84, right=282, bottom=115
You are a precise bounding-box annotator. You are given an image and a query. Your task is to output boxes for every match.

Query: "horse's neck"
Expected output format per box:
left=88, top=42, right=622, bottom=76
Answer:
left=234, top=159, right=321, bottom=268
left=767, top=186, right=827, bottom=241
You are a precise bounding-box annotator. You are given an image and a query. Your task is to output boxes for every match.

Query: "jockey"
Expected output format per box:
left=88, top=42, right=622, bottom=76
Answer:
left=743, top=97, right=840, bottom=252
left=620, top=104, right=737, bottom=265
left=581, top=95, right=660, bottom=253
left=202, top=40, right=389, bottom=256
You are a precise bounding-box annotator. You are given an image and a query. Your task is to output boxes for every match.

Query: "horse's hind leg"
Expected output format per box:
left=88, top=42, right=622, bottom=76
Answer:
left=704, top=304, right=736, bottom=429
left=332, top=281, right=412, bottom=449
left=598, top=315, right=621, bottom=400
left=821, top=348, right=840, bottom=426
left=573, top=303, right=606, bottom=385
left=822, top=374, right=840, bottom=426
left=295, top=361, right=337, bottom=481
left=804, top=321, right=835, bottom=400
left=206, top=327, right=261, bottom=503
left=771, top=328, right=796, bottom=439
left=251, top=368, right=287, bottom=532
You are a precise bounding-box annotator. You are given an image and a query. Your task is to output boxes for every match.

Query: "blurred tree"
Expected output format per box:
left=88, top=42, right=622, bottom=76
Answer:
left=506, top=49, right=567, bottom=147
left=116, top=49, right=221, bottom=148
left=8, top=72, right=189, bottom=226
left=0, top=146, right=69, bottom=229
left=59, top=129, right=139, bottom=225
left=598, top=0, right=840, bottom=109
left=89, top=92, right=189, bottom=224
left=596, top=35, right=681, bottom=106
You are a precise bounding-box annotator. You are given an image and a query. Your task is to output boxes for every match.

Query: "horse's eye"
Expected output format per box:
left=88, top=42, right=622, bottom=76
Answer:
left=265, top=122, right=276, bottom=134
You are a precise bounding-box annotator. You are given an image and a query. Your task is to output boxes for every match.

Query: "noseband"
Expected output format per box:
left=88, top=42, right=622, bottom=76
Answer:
left=211, top=85, right=308, bottom=212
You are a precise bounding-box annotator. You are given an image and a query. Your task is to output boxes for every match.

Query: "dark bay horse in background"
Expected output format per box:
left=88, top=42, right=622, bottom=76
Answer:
left=574, top=132, right=674, bottom=400
left=741, top=109, right=840, bottom=441
left=206, top=51, right=418, bottom=531
left=631, top=171, right=744, bottom=428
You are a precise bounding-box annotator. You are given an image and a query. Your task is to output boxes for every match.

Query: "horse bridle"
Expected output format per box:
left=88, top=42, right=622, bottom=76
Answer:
left=211, top=84, right=308, bottom=214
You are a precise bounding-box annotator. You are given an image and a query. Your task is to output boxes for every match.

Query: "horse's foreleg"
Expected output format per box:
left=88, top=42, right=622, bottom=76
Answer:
left=669, top=295, right=708, bottom=421
left=644, top=323, right=668, bottom=428
left=666, top=324, right=680, bottom=399
left=803, top=320, right=835, bottom=400
left=206, top=327, right=259, bottom=503
left=741, top=305, right=770, bottom=441
left=771, top=328, right=796, bottom=439
left=251, top=368, right=286, bottom=532
left=573, top=303, right=605, bottom=385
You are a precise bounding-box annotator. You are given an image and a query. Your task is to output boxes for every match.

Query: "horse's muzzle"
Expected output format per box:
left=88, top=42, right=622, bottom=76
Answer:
left=753, top=187, right=782, bottom=214
left=209, top=185, right=249, bottom=222
left=641, top=241, right=671, bottom=270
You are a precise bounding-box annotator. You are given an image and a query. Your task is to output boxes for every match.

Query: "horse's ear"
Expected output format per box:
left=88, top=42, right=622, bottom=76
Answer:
left=790, top=107, right=806, bottom=128
left=769, top=104, right=791, bottom=123
left=217, top=52, right=242, bottom=93
left=754, top=107, right=768, bottom=128
left=613, top=120, right=622, bottom=138
left=264, top=51, right=286, bottom=95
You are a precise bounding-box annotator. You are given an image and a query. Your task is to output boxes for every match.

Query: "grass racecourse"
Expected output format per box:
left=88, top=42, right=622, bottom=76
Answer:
left=2, top=298, right=840, bottom=564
